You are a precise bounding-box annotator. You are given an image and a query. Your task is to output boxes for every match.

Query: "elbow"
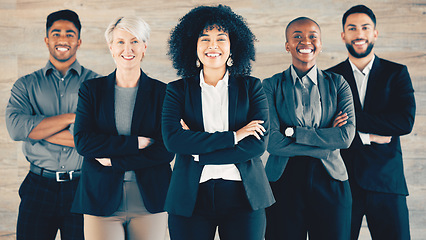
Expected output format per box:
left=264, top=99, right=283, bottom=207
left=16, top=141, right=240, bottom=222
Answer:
left=73, top=133, right=93, bottom=157
left=340, top=125, right=356, bottom=149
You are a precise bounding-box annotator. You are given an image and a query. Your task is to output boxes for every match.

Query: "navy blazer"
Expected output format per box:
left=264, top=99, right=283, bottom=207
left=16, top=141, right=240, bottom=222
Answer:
left=263, top=67, right=355, bottom=182
left=162, top=74, right=275, bottom=217
left=327, top=57, right=416, bottom=195
left=71, top=70, right=174, bottom=216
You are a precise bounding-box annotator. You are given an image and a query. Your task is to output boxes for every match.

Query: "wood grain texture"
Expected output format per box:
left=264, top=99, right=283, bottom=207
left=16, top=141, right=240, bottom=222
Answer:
left=1, top=0, right=425, bottom=239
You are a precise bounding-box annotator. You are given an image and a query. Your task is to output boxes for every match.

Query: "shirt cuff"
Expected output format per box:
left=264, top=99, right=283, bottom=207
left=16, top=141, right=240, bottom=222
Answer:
left=358, top=132, right=371, bottom=145
left=193, top=155, right=199, bottom=162
left=233, top=131, right=238, bottom=145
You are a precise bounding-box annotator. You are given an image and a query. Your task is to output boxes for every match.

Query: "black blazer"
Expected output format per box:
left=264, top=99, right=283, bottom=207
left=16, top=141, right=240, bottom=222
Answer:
left=162, top=74, right=275, bottom=217
left=327, top=56, right=416, bottom=195
left=71, top=70, right=174, bottom=216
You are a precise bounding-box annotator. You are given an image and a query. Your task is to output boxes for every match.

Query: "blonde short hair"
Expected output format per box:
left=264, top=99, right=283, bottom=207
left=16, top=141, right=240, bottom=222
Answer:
left=105, top=16, right=150, bottom=44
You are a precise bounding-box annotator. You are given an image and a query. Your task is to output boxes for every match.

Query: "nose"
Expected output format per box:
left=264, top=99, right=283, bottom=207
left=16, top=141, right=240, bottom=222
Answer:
left=124, top=43, right=133, bottom=53
left=208, top=41, right=218, bottom=49
left=300, top=36, right=311, bottom=45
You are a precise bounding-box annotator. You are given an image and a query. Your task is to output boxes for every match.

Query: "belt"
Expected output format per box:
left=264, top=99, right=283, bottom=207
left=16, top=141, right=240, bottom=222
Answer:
left=30, top=164, right=80, bottom=182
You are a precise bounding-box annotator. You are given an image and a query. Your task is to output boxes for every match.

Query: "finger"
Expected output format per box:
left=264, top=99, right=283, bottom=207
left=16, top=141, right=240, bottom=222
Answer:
left=252, top=130, right=261, bottom=140
left=255, top=126, right=265, bottom=136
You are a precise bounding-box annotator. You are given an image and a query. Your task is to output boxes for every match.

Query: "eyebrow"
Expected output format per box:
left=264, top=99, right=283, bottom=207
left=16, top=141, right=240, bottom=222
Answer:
left=200, top=33, right=228, bottom=37
left=346, top=23, right=372, bottom=28
left=292, top=30, right=318, bottom=34
left=50, top=29, right=77, bottom=34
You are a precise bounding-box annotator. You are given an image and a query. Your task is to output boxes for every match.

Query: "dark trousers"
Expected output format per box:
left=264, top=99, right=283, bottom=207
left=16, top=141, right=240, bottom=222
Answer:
left=17, top=171, right=83, bottom=240
left=350, top=180, right=410, bottom=240
left=168, top=179, right=266, bottom=240
left=266, top=156, right=352, bottom=240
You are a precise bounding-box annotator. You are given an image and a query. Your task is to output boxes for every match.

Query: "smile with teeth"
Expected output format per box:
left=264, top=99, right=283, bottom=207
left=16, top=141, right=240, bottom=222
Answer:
left=298, top=48, right=313, bottom=54
left=122, top=55, right=135, bottom=60
left=206, top=53, right=221, bottom=57
left=56, top=47, right=69, bottom=52
left=353, top=40, right=367, bottom=46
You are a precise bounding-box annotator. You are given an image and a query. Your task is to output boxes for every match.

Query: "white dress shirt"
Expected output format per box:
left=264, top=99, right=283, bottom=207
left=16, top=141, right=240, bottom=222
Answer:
left=349, top=56, right=375, bottom=145
left=196, top=70, right=242, bottom=183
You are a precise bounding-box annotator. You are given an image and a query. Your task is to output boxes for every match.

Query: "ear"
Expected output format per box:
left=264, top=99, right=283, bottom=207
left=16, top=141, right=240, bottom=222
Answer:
left=77, top=39, right=82, bottom=50
left=373, top=29, right=378, bottom=40
left=341, top=31, right=345, bottom=42
left=44, top=37, right=49, bottom=48
left=285, top=41, right=290, bottom=52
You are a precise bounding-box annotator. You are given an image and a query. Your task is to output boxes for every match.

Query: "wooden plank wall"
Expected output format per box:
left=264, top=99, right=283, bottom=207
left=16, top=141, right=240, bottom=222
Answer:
left=0, top=0, right=425, bottom=239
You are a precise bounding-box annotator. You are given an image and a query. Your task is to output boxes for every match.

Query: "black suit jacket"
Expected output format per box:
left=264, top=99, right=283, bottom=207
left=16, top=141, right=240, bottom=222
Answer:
left=162, top=74, right=275, bottom=217
left=327, top=56, right=416, bottom=195
left=71, top=70, right=174, bottom=216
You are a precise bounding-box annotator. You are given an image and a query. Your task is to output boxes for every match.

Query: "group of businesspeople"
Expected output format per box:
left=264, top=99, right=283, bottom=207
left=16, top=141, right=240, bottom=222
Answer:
left=5, top=3, right=416, bottom=240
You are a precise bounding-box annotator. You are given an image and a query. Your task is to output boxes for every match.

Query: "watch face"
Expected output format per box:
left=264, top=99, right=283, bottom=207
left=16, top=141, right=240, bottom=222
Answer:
left=285, top=127, right=294, bottom=137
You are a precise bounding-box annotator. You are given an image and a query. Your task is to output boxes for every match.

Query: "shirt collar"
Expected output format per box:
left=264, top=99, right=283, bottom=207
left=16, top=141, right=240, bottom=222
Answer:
left=199, top=70, right=229, bottom=88
left=349, top=55, right=375, bottom=76
left=290, top=64, right=318, bottom=85
left=42, top=60, right=82, bottom=77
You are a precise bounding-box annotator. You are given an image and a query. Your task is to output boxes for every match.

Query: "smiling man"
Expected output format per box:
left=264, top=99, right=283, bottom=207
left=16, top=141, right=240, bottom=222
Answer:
left=5, top=9, right=100, bottom=240
left=327, top=5, right=416, bottom=240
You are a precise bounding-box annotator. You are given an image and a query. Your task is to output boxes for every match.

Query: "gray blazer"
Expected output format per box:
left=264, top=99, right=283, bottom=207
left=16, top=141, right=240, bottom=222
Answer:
left=262, top=67, right=355, bottom=182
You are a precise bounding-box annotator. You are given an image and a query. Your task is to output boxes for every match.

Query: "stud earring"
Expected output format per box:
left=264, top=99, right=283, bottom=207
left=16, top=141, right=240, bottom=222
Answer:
left=196, top=59, right=201, bottom=68
left=226, top=57, right=234, bottom=67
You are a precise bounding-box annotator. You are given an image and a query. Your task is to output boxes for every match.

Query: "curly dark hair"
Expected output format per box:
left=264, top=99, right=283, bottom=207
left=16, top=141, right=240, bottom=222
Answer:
left=168, top=4, right=256, bottom=78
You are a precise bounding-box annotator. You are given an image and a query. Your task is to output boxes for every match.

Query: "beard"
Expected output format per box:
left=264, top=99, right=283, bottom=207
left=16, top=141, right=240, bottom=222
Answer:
left=346, top=41, right=374, bottom=59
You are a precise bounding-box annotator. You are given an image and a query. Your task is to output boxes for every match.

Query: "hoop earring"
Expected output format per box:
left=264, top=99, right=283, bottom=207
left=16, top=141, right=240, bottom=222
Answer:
left=226, top=57, right=233, bottom=67
left=196, top=59, right=201, bottom=68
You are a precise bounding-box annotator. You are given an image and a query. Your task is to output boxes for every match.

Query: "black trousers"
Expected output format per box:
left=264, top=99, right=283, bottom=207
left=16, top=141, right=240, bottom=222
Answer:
left=350, top=180, right=410, bottom=240
left=16, top=171, right=83, bottom=240
left=266, top=156, right=352, bottom=240
left=168, top=179, right=266, bottom=240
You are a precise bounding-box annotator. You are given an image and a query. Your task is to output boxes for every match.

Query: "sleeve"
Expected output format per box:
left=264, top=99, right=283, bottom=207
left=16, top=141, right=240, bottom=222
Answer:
left=197, top=78, right=269, bottom=165
left=5, top=77, right=45, bottom=142
left=161, top=80, right=235, bottom=156
left=295, top=75, right=356, bottom=149
left=356, top=66, right=416, bottom=136
left=262, top=76, right=332, bottom=159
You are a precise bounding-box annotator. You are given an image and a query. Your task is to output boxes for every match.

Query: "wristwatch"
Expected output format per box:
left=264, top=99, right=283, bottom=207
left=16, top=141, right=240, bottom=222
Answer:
left=285, top=126, right=295, bottom=138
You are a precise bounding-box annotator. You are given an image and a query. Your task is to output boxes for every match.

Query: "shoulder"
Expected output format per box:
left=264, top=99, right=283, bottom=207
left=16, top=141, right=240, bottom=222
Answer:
left=16, top=68, right=44, bottom=85
left=80, top=76, right=108, bottom=92
left=263, top=72, right=283, bottom=85
left=144, top=74, right=168, bottom=91
left=327, top=60, right=347, bottom=71
left=320, top=69, right=350, bottom=94
left=375, top=57, right=407, bottom=72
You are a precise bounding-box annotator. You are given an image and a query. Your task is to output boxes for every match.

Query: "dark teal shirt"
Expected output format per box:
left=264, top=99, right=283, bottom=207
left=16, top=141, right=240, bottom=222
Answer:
left=5, top=60, right=100, bottom=171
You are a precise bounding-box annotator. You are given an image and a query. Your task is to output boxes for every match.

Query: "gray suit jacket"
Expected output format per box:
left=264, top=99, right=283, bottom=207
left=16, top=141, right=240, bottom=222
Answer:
left=262, top=67, right=355, bottom=181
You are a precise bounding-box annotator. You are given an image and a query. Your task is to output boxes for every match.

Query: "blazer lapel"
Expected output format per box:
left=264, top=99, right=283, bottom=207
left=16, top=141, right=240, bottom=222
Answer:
left=228, top=75, right=238, bottom=130
left=188, top=76, right=204, bottom=131
left=105, top=71, right=118, bottom=135
left=342, top=59, right=363, bottom=112
left=317, top=70, right=329, bottom=127
left=131, top=70, right=150, bottom=134
left=282, top=69, right=299, bottom=126
left=363, top=56, right=380, bottom=111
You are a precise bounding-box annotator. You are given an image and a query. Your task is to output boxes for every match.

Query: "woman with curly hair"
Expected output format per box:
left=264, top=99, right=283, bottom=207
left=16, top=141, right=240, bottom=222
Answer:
left=162, top=4, right=275, bottom=240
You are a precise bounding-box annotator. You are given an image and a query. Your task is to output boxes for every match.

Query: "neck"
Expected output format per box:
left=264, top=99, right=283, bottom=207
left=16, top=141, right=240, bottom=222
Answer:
left=202, top=67, right=226, bottom=87
left=348, top=51, right=374, bottom=72
left=50, top=56, right=76, bottom=77
left=115, top=67, right=141, bottom=88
